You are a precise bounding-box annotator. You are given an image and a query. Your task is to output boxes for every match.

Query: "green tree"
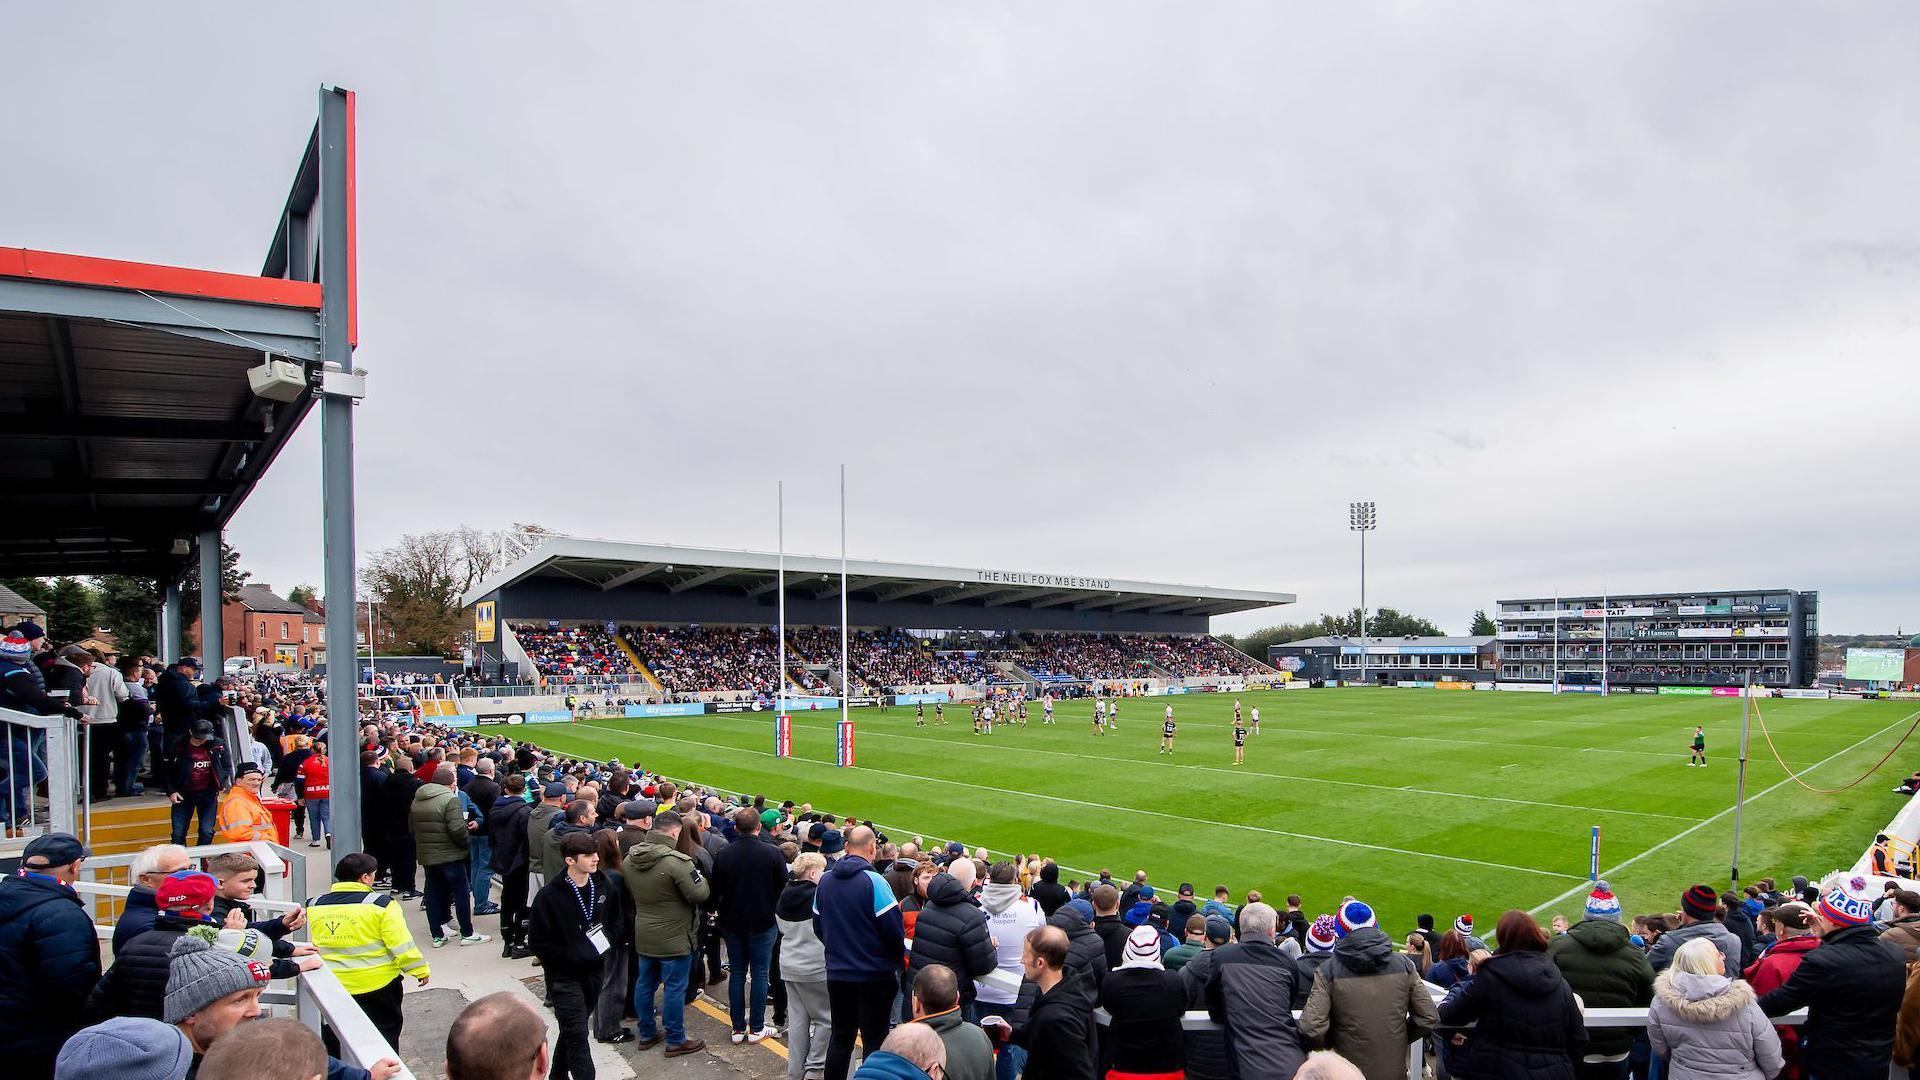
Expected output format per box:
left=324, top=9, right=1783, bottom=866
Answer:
left=1, top=577, right=54, bottom=621
left=361, top=532, right=465, bottom=656
left=1321, top=607, right=1445, bottom=638
left=1222, top=622, right=1332, bottom=662
left=45, top=578, right=100, bottom=644
left=95, top=576, right=159, bottom=658
left=1469, top=610, right=1497, bottom=636
left=181, top=538, right=251, bottom=595
left=286, top=584, right=318, bottom=611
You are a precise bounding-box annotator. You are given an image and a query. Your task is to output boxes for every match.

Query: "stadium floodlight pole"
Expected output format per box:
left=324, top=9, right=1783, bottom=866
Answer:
left=1601, top=589, right=1609, bottom=696
left=1348, top=502, right=1376, bottom=686
left=1731, top=669, right=1753, bottom=890
left=840, top=463, right=850, bottom=728
left=777, top=481, right=786, bottom=719
left=1552, top=590, right=1560, bottom=693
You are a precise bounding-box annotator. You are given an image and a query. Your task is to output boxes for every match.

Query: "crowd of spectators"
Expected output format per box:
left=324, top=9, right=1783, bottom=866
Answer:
left=512, top=624, right=639, bottom=684
left=1141, top=635, right=1275, bottom=678
left=17, top=621, right=1911, bottom=1080
left=624, top=625, right=826, bottom=696
left=1011, top=632, right=1272, bottom=682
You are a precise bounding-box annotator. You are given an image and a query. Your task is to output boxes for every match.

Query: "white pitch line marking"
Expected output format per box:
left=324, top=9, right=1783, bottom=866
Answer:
left=727, top=713, right=1694, bottom=822
left=569, top=722, right=1583, bottom=881
left=1528, top=707, right=1920, bottom=916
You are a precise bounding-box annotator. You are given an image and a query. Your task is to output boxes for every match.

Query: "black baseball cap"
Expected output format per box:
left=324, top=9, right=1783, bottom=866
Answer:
left=190, top=720, right=216, bottom=738
left=174, top=656, right=203, bottom=670
left=235, top=762, right=263, bottom=778
left=23, top=831, right=89, bottom=868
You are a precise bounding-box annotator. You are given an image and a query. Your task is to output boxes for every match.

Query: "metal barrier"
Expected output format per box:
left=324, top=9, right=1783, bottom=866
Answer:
left=1, top=704, right=79, bottom=840
left=78, top=839, right=307, bottom=929
left=296, top=965, right=416, bottom=1079
left=76, top=838, right=409, bottom=1076
left=970, top=964, right=1807, bottom=1080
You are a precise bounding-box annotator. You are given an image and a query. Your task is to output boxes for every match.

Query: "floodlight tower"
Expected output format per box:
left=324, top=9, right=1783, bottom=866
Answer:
left=1349, top=502, right=1377, bottom=686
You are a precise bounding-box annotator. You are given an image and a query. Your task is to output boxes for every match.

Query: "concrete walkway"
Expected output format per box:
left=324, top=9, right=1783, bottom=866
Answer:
left=296, top=853, right=788, bottom=1080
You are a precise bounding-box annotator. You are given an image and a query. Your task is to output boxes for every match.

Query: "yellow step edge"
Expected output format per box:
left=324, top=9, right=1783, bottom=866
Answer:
left=612, top=631, right=665, bottom=693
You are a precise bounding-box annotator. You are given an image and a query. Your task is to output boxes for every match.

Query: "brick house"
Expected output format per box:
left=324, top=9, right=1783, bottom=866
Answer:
left=190, top=584, right=326, bottom=669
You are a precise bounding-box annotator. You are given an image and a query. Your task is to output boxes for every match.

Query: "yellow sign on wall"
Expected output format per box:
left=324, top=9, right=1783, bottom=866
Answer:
left=474, top=601, right=497, bottom=643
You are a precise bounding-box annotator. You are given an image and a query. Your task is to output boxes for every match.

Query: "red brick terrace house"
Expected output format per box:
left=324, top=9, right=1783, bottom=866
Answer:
left=189, top=584, right=326, bottom=669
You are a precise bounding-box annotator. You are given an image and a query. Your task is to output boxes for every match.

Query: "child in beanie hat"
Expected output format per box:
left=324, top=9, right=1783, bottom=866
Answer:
left=55, top=1017, right=193, bottom=1080
left=1306, top=914, right=1340, bottom=952
left=1453, top=913, right=1474, bottom=936
left=1584, top=880, right=1623, bottom=923
left=163, top=933, right=272, bottom=1024
left=1336, top=899, right=1376, bottom=938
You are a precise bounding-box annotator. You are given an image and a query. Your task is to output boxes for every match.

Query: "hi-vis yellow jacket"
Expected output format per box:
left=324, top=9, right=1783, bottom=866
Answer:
left=306, top=881, right=430, bottom=993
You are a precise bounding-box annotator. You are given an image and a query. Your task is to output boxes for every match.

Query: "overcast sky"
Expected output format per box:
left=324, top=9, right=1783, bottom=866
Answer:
left=7, top=4, right=1918, bottom=634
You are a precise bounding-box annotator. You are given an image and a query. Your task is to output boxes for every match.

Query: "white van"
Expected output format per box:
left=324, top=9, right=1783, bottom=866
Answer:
left=223, top=656, right=259, bottom=676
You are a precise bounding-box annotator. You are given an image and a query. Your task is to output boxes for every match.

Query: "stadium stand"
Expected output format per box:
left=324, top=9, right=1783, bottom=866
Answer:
left=511, top=623, right=638, bottom=683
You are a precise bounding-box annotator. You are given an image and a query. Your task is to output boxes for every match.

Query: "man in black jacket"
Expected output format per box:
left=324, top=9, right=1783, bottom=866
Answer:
left=166, top=721, right=231, bottom=845
left=1090, top=883, right=1130, bottom=970
left=1017, top=925, right=1097, bottom=1080
left=152, top=656, right=204, bottom=757
left=906, top=864, right=1000, bottom=1018
left=358, top=751, right=388, bottom=882
left=1030, top=861, right=1070, bottom=918
left=0, top=832, right=101, bottom=1080
left=529, top=831, right=615, bottom=1080
left=381, top=764, right=422, bottom=899
left=1046, top=902, right=1108, bottom=990
left=711, top=806, right=790, bottom=1041
left=488, top=773, right=535, bottom=957
left=1759, top=876, right=1906, bottom=1080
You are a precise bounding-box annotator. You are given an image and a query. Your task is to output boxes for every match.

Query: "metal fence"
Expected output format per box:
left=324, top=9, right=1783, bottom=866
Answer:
left=73, top=838, right=413, bottom=1078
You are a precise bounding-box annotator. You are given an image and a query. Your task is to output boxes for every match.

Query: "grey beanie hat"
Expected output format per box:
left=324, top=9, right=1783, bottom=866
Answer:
left=164, top=931, right=272, bottom=1024
left=55, top=1016, right=193, bottom=1080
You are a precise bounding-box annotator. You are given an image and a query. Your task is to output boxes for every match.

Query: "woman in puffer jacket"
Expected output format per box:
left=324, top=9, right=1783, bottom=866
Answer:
left=1647, top=937, right=1784, bottom=1080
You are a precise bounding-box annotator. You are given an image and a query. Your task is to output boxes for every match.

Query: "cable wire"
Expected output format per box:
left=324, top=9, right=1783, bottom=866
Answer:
left=1750, top=696, right=1920, bottom=794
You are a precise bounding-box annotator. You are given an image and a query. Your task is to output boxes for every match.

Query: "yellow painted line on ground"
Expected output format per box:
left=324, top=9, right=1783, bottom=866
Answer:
left=689, top=997, right=788, bottom=1060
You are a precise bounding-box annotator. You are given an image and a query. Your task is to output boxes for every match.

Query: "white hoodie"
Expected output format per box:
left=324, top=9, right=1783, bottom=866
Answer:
left=975, top=881, right=1044, bottom=1006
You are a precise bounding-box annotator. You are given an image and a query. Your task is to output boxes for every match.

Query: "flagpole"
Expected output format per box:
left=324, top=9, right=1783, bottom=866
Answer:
left=840, top=464, right=850, bottom=728
left=777, top=481, right=785, bottom=719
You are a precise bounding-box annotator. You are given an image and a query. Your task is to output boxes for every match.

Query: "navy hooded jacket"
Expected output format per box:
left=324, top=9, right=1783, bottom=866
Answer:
left=0, top=872, right=102, bottom=1064
left=814, top=854, right=905, bottom=981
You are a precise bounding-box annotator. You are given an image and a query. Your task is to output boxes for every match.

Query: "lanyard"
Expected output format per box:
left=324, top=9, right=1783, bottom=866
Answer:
left=568, top=875, right=596, bottom=922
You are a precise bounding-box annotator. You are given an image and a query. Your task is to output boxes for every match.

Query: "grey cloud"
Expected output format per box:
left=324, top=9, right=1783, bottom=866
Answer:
left=4, top=3, right=1916, bottom=632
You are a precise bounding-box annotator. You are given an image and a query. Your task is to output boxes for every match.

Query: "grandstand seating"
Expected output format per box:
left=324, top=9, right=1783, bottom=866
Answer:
left=512, top=623, right=639, bottom=683
left=521, top=623, right=1268, bottom=693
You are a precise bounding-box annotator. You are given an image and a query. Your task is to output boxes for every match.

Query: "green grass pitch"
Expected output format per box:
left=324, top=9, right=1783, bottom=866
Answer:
left=513, top=688, right=1917, bottom=931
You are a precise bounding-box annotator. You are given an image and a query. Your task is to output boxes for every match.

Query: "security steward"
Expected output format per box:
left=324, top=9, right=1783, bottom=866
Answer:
left=306, top=851, right=430, bottom=1053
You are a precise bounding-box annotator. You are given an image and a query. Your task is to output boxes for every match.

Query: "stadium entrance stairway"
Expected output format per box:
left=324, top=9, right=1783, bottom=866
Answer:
left=611, top=632, right=666, bottom=694
left=84, top=794, right=175, bottom=857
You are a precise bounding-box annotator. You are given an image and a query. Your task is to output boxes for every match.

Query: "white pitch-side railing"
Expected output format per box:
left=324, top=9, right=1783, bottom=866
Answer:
left=75, top=839, right=411, bottom=1078
left=968, top=960, right=1808, bottom=1080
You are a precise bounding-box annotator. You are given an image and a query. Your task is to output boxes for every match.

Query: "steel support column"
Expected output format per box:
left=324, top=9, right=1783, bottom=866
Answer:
left=160, top=578, right=183, bottom=661
left=316, top=86, right=360, bottom=868
left=199, top=528, right=224, bottom=667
